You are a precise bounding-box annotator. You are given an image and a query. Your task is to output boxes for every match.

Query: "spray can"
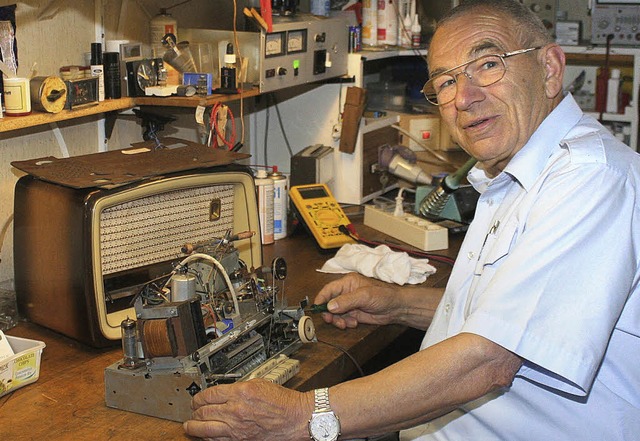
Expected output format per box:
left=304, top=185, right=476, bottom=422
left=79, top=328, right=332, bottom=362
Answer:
left=362, top=0, right=378, bottom=47
left=377, top=0, right=398, bottom=46
left=269, top=168, right=288, bottom=240
left=255, top=170, right=275, bottom=245
left=150, top=9, right=177, bottom=57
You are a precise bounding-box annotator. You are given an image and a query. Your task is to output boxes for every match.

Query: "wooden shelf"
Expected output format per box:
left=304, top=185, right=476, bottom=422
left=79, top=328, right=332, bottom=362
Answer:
left=134, top=87, right=261, bottom=108
left=0, top=98, right=135, bottom=133
left=0, top=87, right=261, bottom=134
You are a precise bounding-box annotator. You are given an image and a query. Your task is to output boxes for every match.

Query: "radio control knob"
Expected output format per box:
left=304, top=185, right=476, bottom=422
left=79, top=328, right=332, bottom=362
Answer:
left=598, top=20, right=609, bottom=30
left=530, top=3, right=541, bottom=13
left=277, top=67, right=287, bottom=76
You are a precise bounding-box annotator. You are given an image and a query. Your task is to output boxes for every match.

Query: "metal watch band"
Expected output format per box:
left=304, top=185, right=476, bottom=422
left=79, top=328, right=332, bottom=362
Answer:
left=314, top=387, right=332, bottom=413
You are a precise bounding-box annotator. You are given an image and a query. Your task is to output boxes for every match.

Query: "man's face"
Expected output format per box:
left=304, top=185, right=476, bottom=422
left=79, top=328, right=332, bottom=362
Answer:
left=428, top=11, right=551, bottom=176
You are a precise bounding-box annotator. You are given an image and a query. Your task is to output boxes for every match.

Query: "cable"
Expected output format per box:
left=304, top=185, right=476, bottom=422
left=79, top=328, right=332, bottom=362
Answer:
left=209, top=102, right=237, bottom=149
left=271, top=93, right=295, bottom=157
left=317, top=339, right=365, bottom=377
left=232, top=0, right=247, bottom=145
left=264, top=94, right=271, bottom=165
left=338, top=224, right=456, bottom=266
left=173, top=253, right=241, bottom=316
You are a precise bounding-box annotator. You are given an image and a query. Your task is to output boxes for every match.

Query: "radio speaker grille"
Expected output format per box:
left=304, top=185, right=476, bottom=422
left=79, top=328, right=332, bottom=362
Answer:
left=100, top=184, right=235, bottom=274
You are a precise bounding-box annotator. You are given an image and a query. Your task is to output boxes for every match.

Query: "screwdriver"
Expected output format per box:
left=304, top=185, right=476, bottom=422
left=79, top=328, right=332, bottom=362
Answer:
left=307, top=303, right=330, bottom=314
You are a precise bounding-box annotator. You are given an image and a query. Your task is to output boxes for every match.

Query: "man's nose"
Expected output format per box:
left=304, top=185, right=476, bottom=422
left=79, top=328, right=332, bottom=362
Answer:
left=454, top=72, right=481, bottom=108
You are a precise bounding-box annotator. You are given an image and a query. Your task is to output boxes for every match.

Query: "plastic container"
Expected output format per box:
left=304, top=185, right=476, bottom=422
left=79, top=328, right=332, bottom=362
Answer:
left=0, top=335, right=46, bottom=397
left=606, top=68, right=621, bottom=114
left=367, top=81, right=406, bottom=111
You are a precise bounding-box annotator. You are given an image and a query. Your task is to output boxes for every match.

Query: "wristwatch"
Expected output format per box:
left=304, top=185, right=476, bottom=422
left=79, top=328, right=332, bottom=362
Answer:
left=308, top=388, right=341, bottom=441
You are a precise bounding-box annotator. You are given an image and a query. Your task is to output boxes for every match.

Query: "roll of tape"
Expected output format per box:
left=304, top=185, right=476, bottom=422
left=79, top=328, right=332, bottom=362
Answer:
left=30, top=76, right=68, bottom=113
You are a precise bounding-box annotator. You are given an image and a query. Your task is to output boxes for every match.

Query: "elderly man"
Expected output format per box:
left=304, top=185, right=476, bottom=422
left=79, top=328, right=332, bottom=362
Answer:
left=184, top=0, right=640, bottom=439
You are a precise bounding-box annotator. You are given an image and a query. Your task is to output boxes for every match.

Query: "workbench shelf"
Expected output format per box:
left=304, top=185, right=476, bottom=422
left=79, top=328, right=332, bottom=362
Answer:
left=0, top=88, right=261, bottom=134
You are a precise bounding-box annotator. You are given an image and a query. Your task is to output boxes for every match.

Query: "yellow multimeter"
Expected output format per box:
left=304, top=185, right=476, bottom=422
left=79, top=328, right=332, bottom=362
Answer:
left=289, top=184, right=355, bottom=249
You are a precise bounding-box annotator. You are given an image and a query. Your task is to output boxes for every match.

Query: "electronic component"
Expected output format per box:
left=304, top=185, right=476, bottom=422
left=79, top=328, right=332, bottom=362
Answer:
left=591, top=2, right=640, bottom=45
left=105, top=238, right=315, bottom=422
left=181, top=13, right=349, bottom=94
left=289, top=183, right=355, bottom=249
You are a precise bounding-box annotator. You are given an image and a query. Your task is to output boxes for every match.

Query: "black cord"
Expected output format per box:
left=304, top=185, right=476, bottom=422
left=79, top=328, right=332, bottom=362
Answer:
left=271, top=93, right=295, bottom=157
left=338, top=225, right=456, bottom=266
left=317, top=339, right=365, bottom=378
left=263, top=94, right=270, bottom=165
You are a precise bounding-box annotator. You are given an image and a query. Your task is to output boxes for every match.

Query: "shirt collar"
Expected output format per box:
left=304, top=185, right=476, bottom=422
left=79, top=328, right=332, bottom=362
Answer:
left=468, top=94, right=583, bottom=193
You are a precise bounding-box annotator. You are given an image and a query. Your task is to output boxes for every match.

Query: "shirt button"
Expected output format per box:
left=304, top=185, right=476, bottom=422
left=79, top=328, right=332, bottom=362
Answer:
left=444, top=303, right=451, bottom=314
left=467, top=251, right=474, bottom=259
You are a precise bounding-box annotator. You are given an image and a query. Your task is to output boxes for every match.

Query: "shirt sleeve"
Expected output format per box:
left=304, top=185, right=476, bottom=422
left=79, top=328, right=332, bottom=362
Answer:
left=461, top=155, right=638, bottom=396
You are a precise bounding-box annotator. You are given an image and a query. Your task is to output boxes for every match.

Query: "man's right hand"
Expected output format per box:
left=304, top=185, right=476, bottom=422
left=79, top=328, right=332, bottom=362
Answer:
left=313, top=272, right=401, bottom=329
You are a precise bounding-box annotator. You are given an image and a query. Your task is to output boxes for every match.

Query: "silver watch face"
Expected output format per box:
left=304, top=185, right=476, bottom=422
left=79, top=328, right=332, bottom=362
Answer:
left=309, top=412, right=340, bottom=441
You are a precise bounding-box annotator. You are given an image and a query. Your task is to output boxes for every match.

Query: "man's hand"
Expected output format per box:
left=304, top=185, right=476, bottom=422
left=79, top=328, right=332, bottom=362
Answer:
left=314, top=272, right=400, bottom=329
left=184, top=379, right=313, bottom=440
left=315, top=272, right=444, bottom=330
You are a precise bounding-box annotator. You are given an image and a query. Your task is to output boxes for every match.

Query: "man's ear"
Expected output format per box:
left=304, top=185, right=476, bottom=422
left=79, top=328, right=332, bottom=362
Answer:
left=542, top=44, right=565, bottom=99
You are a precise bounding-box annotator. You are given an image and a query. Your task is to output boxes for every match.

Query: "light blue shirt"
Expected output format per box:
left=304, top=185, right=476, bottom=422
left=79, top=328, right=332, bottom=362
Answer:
left=401, top=94, right=640, bottom=440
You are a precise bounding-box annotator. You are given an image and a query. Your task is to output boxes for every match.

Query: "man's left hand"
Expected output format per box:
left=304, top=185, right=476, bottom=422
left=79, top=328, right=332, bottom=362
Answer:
left=184, top=379, right=313, bottom=440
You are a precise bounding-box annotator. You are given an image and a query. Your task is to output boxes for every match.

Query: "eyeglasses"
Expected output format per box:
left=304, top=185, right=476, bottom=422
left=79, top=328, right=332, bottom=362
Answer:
left=422, top=47, right=543, bottom=106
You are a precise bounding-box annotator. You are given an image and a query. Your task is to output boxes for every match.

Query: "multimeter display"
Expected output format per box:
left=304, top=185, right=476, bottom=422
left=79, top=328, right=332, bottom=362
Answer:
left=298, top=186, right=329, bottom=199
left=289, top=184, right=355, bottom=249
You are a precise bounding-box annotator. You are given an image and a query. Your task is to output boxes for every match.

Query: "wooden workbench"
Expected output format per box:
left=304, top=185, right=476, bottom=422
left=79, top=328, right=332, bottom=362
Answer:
left=0, top=218, right=457, bottom=440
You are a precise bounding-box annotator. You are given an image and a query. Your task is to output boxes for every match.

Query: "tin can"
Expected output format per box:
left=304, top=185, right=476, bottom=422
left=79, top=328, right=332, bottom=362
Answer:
left=255, top=170, right=274, bottom=245
left=269, top=170, right=288, bottom=240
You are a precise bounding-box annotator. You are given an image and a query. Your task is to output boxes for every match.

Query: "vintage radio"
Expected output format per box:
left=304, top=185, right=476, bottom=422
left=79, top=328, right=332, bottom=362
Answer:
left=13, top=141, right=261, bottom=348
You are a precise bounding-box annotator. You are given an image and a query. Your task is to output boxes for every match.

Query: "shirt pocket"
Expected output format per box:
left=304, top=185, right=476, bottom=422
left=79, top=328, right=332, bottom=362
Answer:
left=474, top=218, right=519, bottom=276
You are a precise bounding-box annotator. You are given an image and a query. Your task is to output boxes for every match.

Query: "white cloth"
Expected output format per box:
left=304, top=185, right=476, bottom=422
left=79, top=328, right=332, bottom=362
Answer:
left=318, top=244, right=436, bottom=285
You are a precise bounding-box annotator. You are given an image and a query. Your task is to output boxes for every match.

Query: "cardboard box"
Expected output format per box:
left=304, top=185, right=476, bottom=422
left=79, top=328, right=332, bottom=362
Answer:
left=0, top=334, right=46, bottom=397
left=397, top=112, right=459, bottom=151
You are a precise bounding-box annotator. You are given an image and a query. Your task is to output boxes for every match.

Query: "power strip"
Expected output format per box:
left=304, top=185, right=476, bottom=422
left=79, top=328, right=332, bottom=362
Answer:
left=363, top=205, right=449, bottom=251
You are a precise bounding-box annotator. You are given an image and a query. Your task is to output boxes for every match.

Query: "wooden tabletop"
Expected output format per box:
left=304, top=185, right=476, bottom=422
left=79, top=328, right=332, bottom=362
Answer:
left=0, top=216, right=458, bottom=440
